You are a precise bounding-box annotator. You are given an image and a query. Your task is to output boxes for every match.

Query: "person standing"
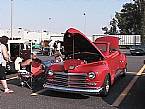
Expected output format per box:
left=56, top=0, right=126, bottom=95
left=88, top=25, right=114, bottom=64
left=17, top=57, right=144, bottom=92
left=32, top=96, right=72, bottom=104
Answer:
left=53, top=41, right=58, bottom=53
left=0, top=36, right=14, bottom=93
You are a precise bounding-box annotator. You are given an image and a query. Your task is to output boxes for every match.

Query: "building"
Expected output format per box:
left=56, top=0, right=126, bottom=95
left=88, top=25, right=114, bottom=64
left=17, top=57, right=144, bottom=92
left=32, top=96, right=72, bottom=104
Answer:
left=0, top=28, right=63, bottom=43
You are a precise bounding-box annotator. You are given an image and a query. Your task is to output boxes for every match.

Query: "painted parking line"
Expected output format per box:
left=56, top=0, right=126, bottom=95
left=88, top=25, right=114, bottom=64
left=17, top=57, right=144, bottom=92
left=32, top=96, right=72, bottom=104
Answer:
left=31, top=88, right=48, bottom=96
left=5, top=75, right=47, bottom=96
left=112, top=65, right=145, bottom=107
left=126, top=72, right=137, bottom=75
left=6, top=76, right=18, bottom=81
left=5, top=76, right=48, bottom=96
left=141, top=72, right=145, bottom=75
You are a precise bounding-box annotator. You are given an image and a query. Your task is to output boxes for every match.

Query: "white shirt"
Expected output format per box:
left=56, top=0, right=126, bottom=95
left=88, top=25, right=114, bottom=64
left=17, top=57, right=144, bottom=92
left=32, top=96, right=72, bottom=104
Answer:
left=0, top=43, right=8, bottom=66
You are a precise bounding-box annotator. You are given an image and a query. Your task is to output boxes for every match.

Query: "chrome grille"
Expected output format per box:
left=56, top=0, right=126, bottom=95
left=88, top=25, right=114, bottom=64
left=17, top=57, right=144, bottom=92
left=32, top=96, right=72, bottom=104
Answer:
left=47, top=72, right=90, bottom=89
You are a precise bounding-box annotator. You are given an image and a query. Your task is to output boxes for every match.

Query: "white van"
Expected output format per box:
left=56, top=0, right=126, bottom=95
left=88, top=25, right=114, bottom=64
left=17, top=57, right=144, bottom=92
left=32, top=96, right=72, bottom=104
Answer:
left=7, top=40, right=32, bottom=61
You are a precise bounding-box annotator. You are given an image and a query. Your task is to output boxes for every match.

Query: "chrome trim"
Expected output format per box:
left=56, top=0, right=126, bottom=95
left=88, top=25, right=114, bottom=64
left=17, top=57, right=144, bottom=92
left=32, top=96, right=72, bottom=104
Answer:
left=54, top=72, right=87, bottom=76
left=43, top=84, right=102, bottom=93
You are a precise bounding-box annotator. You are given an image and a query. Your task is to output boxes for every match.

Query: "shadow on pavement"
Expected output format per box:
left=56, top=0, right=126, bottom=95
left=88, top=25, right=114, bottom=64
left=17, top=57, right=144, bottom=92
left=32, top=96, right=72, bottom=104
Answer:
left=119, top=74, right=145, bottom=109
left=102, top=74, right=134, bottom=106
left=40, top=90, right=90, bottom=99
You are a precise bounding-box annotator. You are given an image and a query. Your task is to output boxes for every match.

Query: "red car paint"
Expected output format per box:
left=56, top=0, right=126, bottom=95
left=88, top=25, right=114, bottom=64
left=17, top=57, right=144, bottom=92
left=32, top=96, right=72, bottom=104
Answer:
left=44, top=28, right=127, bottom=95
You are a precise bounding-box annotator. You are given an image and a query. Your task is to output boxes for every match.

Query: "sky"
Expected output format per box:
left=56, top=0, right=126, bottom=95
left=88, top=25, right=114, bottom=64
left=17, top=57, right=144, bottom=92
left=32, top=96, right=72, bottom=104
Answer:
left=0, top=0, right=132, bottom=36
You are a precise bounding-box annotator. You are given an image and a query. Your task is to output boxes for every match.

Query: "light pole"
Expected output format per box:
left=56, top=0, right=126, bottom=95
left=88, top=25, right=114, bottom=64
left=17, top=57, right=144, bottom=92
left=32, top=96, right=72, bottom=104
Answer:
left=10, top=0, right=14, bottom=40
left=48, top=17, right=52, bottom=33
left=83, top=12, right=86, bottom=34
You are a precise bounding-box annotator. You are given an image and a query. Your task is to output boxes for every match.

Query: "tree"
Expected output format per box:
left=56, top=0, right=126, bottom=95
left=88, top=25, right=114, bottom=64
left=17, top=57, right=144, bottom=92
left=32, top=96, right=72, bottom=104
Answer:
left=102, top=1, right=142, bottom=35
left=132, top=0, right=145, bottom=43
left=102, top=18, right=118, bottom=35
left=117, top=2, right=142, bottom=34
left=102, top=26, right=109, bottom=34
left=109, top=18, right=118, bottom=34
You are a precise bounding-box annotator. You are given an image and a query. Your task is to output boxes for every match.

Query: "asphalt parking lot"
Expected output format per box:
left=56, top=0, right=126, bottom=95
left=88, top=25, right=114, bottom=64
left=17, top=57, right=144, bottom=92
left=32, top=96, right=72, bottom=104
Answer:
left=0, top=55, right=145, bottom=109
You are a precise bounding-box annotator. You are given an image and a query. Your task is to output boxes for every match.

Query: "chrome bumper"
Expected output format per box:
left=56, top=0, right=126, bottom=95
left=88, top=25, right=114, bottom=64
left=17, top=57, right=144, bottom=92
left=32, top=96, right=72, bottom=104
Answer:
left=43, top=84, right=103, bottom=94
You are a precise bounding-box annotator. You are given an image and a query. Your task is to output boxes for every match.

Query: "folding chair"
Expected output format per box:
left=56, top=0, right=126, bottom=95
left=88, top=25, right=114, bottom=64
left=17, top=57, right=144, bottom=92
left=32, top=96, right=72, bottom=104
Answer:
left=18, top=69, right=32, bottom=89
left=18, top=60, right=46, bottom=89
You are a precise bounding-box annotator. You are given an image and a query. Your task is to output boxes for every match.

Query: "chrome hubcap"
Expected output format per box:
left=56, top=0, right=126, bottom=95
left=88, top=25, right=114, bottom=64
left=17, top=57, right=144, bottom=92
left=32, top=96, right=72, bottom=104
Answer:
left=124, top=68, right=127, bottom=73
left=106, top=80, right=110, bottom=92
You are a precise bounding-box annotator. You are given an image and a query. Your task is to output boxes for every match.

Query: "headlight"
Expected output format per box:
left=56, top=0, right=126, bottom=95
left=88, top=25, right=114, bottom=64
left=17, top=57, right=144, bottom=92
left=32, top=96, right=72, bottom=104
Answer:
left=47, top=70, right=54, bottom=76
left=88, top=72, right=96, bottom=79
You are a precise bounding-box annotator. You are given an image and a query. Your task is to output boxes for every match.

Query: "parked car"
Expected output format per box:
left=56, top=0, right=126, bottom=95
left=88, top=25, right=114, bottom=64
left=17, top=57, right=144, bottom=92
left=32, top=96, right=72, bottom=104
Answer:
left=32, top=43, right=41, bottom=49
left=130, top=45, right=145, bottom=55
left=43, top=28, right=127, bottom=96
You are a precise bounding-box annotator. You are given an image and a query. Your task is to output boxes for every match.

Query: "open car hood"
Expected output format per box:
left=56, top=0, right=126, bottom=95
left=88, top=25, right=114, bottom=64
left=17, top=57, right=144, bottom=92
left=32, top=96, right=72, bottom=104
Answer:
left=63, top=28, right=104, bottom=58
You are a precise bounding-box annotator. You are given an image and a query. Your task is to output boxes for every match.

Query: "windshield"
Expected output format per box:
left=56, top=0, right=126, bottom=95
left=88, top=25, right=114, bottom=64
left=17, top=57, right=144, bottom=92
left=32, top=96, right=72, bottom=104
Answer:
left=95, top=43, right=107, bottom=52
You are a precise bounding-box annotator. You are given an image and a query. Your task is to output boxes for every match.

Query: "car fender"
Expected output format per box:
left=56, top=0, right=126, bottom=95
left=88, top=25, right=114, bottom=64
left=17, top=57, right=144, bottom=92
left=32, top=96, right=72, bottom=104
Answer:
left=119, top=54, right=127, bottom=69
left=91, top=64, right=112, bottom=87
left=97, top=70, right=112, bottom=87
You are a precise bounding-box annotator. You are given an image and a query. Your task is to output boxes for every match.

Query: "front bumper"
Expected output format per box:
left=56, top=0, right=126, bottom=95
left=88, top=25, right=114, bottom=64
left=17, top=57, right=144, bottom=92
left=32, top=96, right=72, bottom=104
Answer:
left=43, top=83, right=103, bottom=94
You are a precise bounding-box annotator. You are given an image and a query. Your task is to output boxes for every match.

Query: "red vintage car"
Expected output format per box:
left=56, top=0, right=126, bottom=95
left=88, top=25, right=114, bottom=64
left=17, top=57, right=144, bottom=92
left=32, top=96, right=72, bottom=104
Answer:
left=43, top=28, right=127, bottom=96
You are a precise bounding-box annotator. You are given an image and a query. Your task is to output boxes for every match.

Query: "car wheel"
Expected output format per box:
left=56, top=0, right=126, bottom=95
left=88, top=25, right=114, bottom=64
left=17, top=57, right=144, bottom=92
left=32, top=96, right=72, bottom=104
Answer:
left=121, top=67, right=127, bottom=77
left=100, top=74, right=111, bottom=97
